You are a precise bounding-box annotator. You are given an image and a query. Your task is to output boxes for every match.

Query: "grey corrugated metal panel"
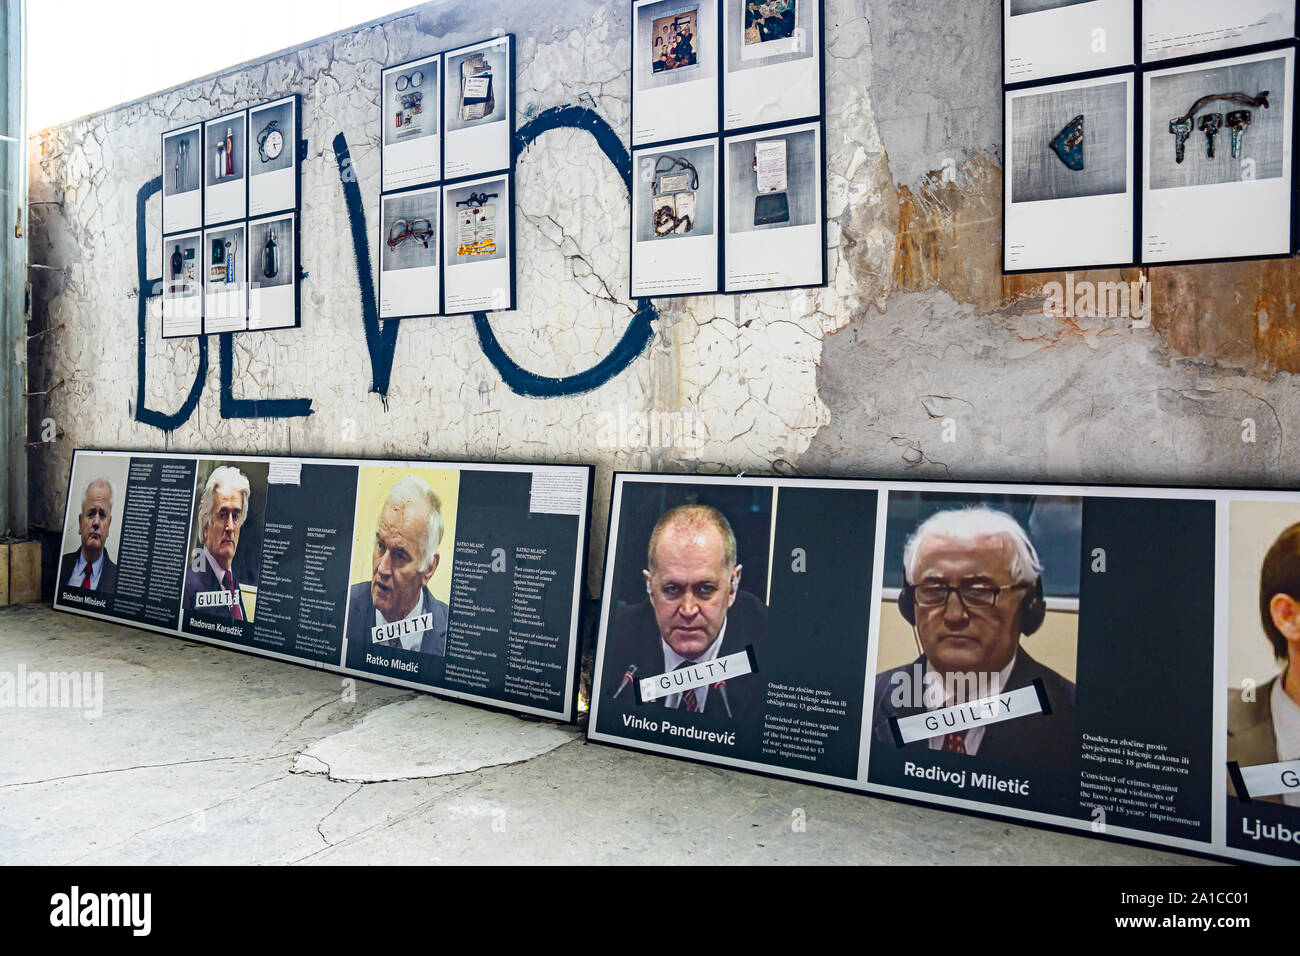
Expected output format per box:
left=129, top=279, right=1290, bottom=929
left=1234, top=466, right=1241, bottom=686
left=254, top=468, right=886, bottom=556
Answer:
left=2, top=0, right=27, bottom=537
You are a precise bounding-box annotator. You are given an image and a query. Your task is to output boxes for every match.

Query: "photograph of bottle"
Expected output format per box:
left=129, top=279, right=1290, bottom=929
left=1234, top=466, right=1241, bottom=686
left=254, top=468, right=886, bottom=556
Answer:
left=225, top=127, right=235, bottom=178
left=263, top=227, right=279, bottom=279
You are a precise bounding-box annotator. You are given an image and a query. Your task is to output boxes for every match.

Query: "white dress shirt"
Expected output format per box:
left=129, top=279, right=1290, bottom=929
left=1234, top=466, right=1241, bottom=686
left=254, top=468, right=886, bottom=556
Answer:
left=926, top=654, right=1018, bottom=755
left=67, top=550, right=105, bottom=590
left=374, top=592, right=431, bottom=652
left=660, top=619, right=729, bottom=712
left=1271, top=669, right=1300, bottom=808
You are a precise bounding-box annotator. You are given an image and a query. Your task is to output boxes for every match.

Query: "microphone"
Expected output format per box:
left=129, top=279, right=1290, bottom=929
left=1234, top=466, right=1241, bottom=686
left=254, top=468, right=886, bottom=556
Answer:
left=712, top=681, right=733, bottom=719
left=612, top=664, right=637, bottom=699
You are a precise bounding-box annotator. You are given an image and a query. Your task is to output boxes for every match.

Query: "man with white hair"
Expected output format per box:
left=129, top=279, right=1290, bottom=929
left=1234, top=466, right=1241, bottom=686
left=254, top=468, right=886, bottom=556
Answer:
left=60, top=474, right=119, bottom=593
left=873, top=505, right=1077, bottom=766
left=344, top=474, right=449, bottom=657
left=183, top=465, right=253, bottom=621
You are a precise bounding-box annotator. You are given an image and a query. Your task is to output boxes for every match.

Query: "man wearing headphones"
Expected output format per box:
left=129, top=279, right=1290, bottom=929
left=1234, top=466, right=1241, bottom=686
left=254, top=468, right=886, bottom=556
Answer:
left=872, top=506, right=1077, bottom=768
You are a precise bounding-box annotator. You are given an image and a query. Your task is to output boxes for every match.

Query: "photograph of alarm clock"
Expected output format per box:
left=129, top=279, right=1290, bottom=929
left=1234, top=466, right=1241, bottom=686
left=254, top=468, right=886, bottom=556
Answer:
left=250, top=98, right=295, bottom=175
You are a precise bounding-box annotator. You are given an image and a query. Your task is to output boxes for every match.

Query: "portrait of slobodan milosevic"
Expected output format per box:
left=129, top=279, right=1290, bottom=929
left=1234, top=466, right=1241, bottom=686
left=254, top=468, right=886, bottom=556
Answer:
left=183, top=465, right=257, bottom=622
left=605, top=504, right=768, bottom=721
left=873, top=505, right=1077, bottom=770
left=60, top=473, right=120, bottom=594
left=345, top=474, right=450, bottom=657
left=1227, top=515, right=1300, bottom=807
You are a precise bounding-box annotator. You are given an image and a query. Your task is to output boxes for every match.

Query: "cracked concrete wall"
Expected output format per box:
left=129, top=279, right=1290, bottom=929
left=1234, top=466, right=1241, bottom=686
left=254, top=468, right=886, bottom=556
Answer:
left=25, top=0, right=1300, bottom=606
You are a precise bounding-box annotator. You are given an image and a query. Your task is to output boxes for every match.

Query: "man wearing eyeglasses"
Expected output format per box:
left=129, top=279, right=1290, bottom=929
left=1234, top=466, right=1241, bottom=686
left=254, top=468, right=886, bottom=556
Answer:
left=872, top=506, right=1077, bottom=767
left=603, top=504, right=767, bottom=722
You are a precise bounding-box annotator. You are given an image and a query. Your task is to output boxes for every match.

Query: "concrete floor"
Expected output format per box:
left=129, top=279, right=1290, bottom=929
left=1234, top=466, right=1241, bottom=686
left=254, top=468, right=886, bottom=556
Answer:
left=0, top=604, right=1216, bottom=865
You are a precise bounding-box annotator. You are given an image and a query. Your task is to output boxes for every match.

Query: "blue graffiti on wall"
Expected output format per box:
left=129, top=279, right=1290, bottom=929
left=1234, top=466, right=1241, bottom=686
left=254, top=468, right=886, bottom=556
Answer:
left=136, top=104, right=651, bottom=428
left=338, top=104, right=656, bottom=401
left=136, top=177, right=313, bottom=429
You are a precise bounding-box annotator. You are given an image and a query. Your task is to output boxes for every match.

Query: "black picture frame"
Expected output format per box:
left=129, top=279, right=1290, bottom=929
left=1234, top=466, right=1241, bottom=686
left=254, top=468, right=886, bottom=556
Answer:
left=441, top=33, right=516, bottom=184
left=1139, top=0, right=1300, bottom=67
left=161, top=120, right=204, bottom=237
left=721, top=117, right=829, bottom=294
left=442, top=171, right=516, bottom=317
left=247, top=210, right=301, bottom=332
left=629, top=135, right=723, bottom=299
left=380, top=51, right=444, bottom=194
left=377, top=183, right=443, bottom=321
left=631, top=0, right=723, bottom=149
left=54, top=448, right=595, bottom=725
left=721, top=0, right=825, bottom=135
left=247, top=93, right=302, bottom=219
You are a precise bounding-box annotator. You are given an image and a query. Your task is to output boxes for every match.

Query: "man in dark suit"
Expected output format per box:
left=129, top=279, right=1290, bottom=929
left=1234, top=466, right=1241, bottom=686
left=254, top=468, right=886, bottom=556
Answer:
left=604, top=504, right=767, bottom=721
left=873, top=506, right=1077, bottom=770
left=60, top=475, right=119, bottom=594
left=344, top=474, right=449, bottom=657
left=183, top=465, right=251, bottom=621
left=1228, top=521, right=1300, bottom=806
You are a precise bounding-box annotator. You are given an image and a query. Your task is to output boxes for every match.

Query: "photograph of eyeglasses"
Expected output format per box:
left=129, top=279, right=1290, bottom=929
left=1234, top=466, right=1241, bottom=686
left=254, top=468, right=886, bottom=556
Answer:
left=396, top=69, right=424, bottom=92
left=387, top=217, right=434, bottom=250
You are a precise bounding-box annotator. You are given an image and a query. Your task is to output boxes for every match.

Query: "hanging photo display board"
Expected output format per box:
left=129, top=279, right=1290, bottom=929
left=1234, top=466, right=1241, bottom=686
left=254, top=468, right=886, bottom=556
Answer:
left=723, top=120, right=826, bottom=291
left=631, top=137, right=721, bottom=297
left=377, top=36, right=515, bottom=320
left=161, top=96, right=302, bottom=336
left=1003, top=0, right=1135, bottom=85
left=54, top=449, right=592, bottom=723
left=629, top=2, right=825, bottom=298
left=1004, top=73, right=1135, bottom=272
left=161, top=122, right=202, bottom=236
left=587, top=472, right=1300, bottom=866
left=443, top=35, right=514, bottom=181
left=722, top=0, right=821, bottom=132
left=381, top=53, right=442, bottom=193
left=1142, top=46, right=1295, bottom=264
left=248, top=95, right=299, bottom=217
left=632, top=0, right=720, bottom=147
left=1142, top=0, right=1297, bottom=64
left=380, top=185, right=442, bottom=319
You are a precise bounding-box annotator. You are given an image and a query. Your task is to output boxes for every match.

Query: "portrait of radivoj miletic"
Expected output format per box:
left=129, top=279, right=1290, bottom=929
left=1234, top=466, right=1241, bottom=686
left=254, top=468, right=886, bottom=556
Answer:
left=1148, top=54, right=1287, bottom=191
left=591, top=478, right=879, bottom=780
left=1010, top=0, right=1095, bottom=14
left=639, top=144, right=717, bottom=242
left=181, top=461, right=270, bottom=632
left=870, top=492, right=1083, bottom=815
left=1011, top=79, right=1129, bottom=204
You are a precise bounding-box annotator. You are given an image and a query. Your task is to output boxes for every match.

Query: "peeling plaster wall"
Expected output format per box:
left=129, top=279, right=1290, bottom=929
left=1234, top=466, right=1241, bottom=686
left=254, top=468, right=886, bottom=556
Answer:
left=26, top=0, right=1300, bottom=601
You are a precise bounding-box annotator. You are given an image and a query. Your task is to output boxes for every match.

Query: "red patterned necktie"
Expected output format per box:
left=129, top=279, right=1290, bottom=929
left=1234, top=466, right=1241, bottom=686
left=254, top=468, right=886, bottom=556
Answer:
left=675, top=661, right=700, bottom=712
left=81, top=566, right=93, bottom=589
left=224, top=570, right=243, bottom=621
left=942, top=731, right=968, bottom=754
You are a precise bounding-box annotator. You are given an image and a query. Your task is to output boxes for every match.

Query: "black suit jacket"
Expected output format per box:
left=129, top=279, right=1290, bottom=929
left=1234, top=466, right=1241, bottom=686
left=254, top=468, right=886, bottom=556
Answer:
left=59, top=549, right=118, bottom=594
left=604, top=589, right=768, bottom=722
left=345, top=580, right=448, bottom=657
left=873, top=650, right=1078, bottom=771
left=182, top=556, right=248, bottom=621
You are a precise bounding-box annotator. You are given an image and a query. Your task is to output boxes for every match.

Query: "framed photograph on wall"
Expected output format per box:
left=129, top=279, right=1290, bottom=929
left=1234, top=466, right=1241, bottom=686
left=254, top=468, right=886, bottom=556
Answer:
left=443, top=174, right=513, bottom=316
left=379, top=186, right=441, bottom=320
left=1004, top=0, right=1135, bottom=84
left=202, top=221, right=248, bottom=333
left=161, top=230, right=203, bottom=339
left=630, top=136, right=720, bottom=298
left=162, top=122, right=202, bottom=235
left=722, top=0, right=821, bottom=132
left=1004, top=72, right=1135, bottom=272
left=632, top=0, right=720, bottom=146
left=203, top=110, right=248, bottom=227
left=381, top=53, right=441, bottom=193
left=248, top=211, right=297, bottom=331
left=1143, top=0, right=1297, bottom=64
left=1142, top=47, right=1294, bottom=264
left=442, top=35, right=513, bottom=181
left=723, top=120, right=825, bottom=292
left=248, top=95, right=299, bottom=218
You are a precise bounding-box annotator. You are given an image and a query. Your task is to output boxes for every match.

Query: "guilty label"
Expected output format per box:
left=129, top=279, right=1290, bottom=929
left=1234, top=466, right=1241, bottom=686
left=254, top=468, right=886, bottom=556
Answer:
left=892, top=680, right=1050, bottom=746
left=639, top=649, right=754, bottom=703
